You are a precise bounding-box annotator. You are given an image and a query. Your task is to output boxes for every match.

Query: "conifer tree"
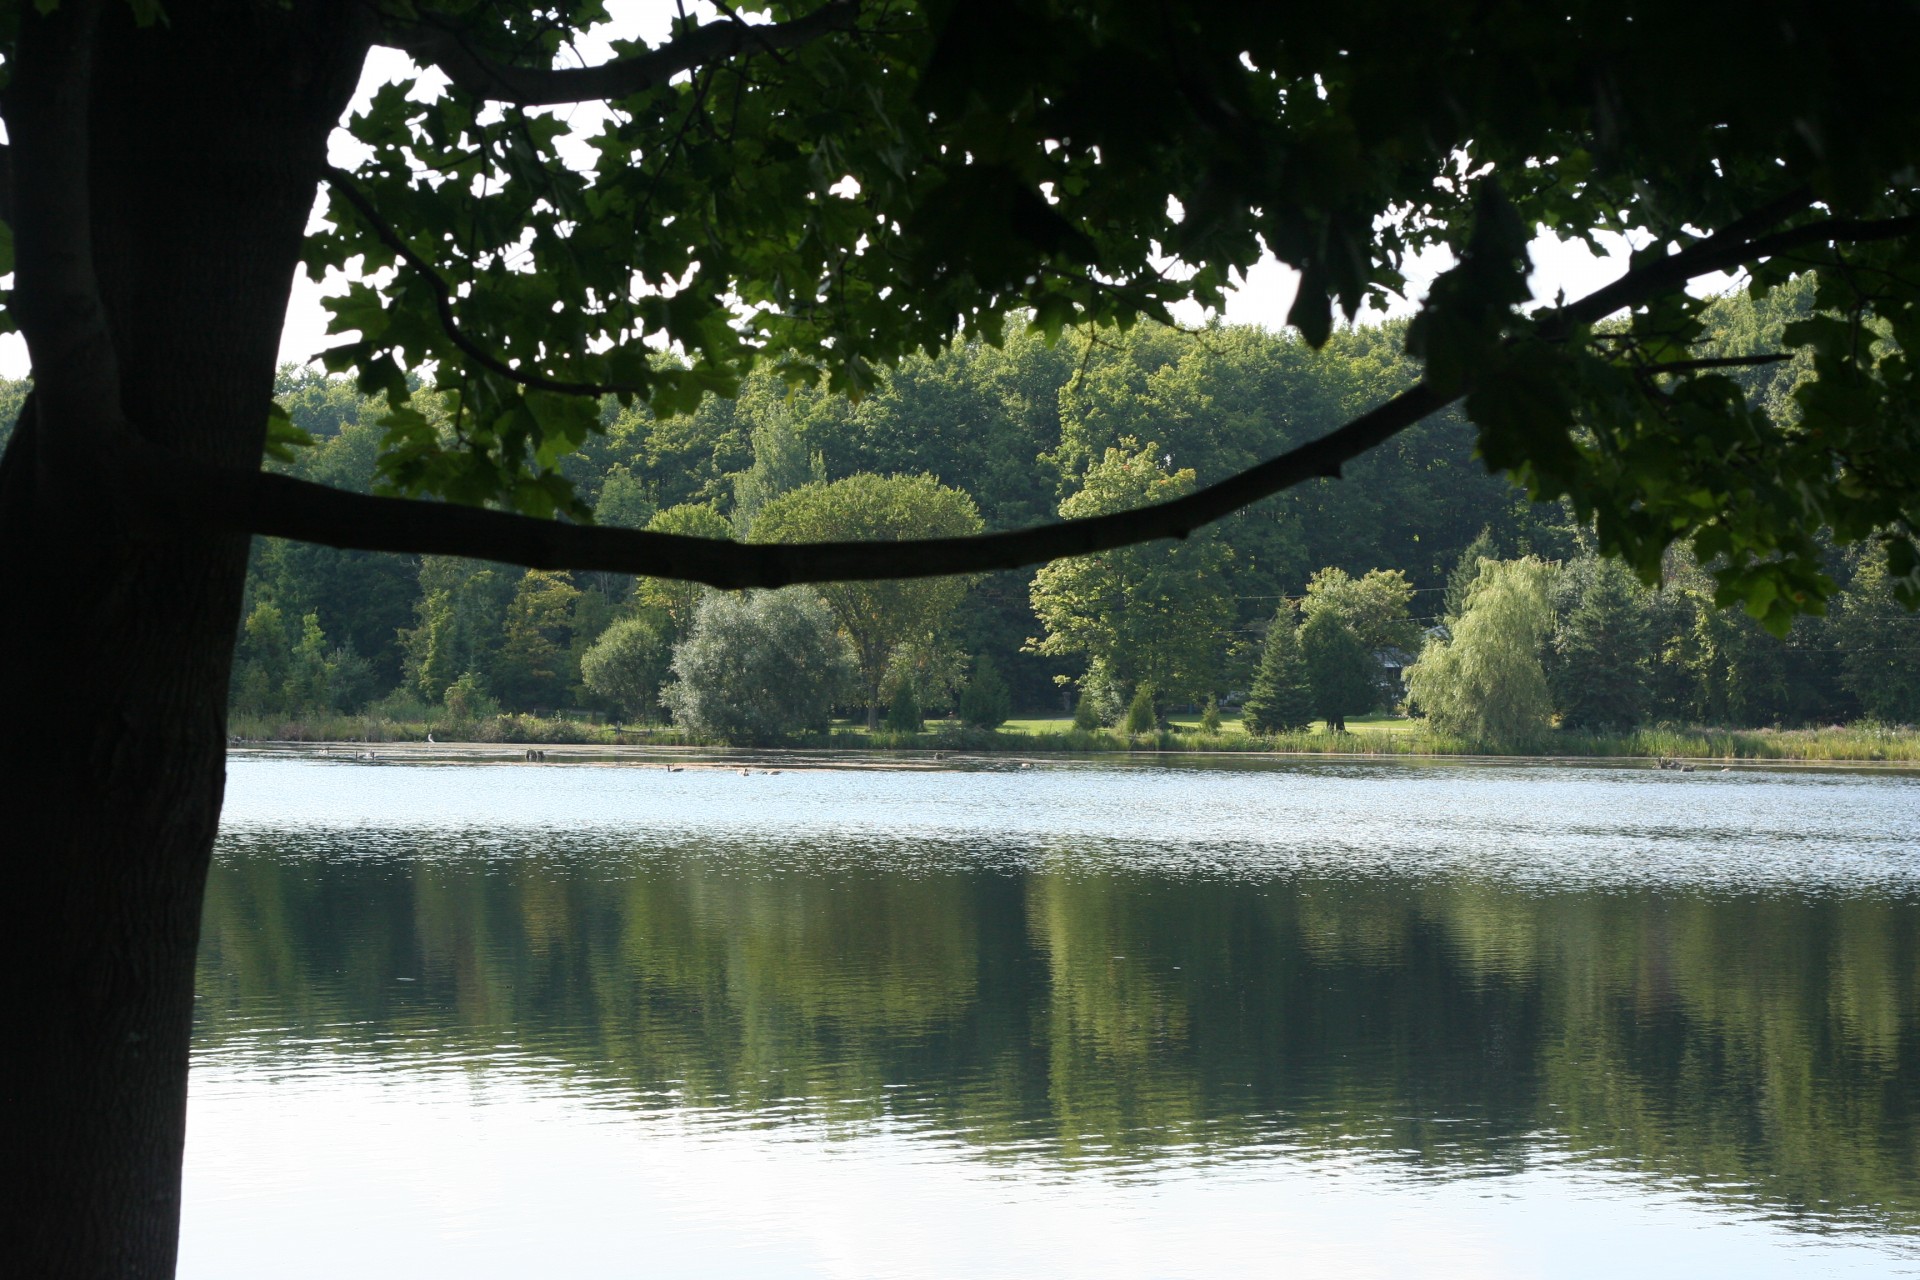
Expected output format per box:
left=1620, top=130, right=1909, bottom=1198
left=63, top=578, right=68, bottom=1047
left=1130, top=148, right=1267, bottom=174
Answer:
left=1242, top=604, right=1314, bottom=734
left=1551, top=556, right=1652, bottom=730
left=884, top=681, right=924, bottom=732
left=957, top=655, right=1013, bottom=730
left=1123, top=683, right=1159, bottom=735
left=1300, top=610, right=1378, bottom=732
left=1444, top=528, right=1499, bottom=624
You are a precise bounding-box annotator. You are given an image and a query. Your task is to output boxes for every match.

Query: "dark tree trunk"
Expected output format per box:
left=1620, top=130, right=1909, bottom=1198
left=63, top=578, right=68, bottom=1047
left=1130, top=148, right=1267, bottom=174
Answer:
left=0, top=8, right=367, bottom=1275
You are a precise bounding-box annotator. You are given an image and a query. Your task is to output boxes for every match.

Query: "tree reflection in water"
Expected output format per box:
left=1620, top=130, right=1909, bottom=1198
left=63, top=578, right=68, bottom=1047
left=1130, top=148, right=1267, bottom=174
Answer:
left=195, top=829, right=1920, bottom=1235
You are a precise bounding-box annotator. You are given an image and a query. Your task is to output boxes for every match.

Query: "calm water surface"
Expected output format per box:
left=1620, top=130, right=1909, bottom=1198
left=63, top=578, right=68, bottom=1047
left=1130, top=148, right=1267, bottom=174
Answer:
left=184, top=755, right=1920, bottom=1278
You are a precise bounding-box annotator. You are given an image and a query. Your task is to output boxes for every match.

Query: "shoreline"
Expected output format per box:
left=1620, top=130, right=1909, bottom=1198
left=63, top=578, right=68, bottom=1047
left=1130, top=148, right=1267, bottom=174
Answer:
left=228, top=739, right=1920, bottom=774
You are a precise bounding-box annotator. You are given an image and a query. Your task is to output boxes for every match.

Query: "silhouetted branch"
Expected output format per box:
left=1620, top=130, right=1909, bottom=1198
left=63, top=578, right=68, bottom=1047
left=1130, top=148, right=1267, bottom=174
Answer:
left=172, top=192, right=1915, bottom=586
left=383, top=1, right=860, bottom=107
left=1639, top=353, right=1791, bottom=375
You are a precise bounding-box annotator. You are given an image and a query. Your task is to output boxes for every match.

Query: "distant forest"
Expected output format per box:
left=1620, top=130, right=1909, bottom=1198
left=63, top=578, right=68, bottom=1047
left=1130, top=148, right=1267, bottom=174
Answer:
left=3, top=276, right=1912, bottom=731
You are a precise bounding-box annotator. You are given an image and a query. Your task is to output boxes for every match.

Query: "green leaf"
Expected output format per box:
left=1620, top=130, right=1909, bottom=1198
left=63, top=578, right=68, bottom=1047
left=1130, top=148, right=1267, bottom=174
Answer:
left=262, top=401, right=315, bottom=464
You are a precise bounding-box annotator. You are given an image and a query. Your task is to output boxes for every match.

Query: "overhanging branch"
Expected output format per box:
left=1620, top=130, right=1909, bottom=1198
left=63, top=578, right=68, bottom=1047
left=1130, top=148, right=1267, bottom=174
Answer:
left=216, top=381, right=1446, bottom=586
left=189, top=198, right=1913, bottom=586
left=1638, top=353, right=1791, bottom=375
left=383, top=1, right=861, bottom=107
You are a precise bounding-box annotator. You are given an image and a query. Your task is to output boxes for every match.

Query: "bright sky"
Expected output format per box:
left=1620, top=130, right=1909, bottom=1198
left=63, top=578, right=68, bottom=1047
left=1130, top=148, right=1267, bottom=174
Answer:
left=0, top=4, right=1691, bottom=382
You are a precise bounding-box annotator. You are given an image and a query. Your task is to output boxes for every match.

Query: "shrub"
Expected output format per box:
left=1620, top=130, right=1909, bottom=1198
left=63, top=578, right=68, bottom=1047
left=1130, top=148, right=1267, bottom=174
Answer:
left=661, top=589, right=854, bottom=744
left=884, top=682, right=923, bottom=732
left=957, top=655, right=1013, bottom=729
left=1199, top=697, right=1223, bottom=734
left=579, top=615, right=670, bottom=723
left=442, top=670, right=499, bottom=720
left=1123, top=683, right=1158, bottom=735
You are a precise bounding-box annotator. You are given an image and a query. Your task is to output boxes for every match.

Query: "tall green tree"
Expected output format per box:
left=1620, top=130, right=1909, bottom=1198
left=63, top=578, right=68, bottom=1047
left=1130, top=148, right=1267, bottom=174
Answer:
left=1029, top=440, right=1233, bottom=706
left=1302, top=566, right=1422, bottom=656
left=632, top=504, right=734, bottom=641
left=1444, top=527, right=1498, bottom=624
left=579, top=615, right=672, bottom=724
left=1299, top=609, right=1377, bottom=732
left=1550, top=555, right=1653, bottom=730
left=402, top=559, right=515, bottom=705
left=1241, top=603, right=1314, bottom=734
left=1831, top=543, right=1920, bottom=723
left=494, top=571, right=584, bottom=711
left=282, top=611, right=333, bottom=715
left=730, top=409, right=825, bottom=537
left=1406, top=558, right=1557, bottom=744
left=753, top=474, right=983, bottom=726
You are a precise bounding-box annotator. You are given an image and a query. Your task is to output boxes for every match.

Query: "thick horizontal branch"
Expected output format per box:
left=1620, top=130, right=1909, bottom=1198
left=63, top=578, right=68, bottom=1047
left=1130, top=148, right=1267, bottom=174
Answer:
left=189, top=188, right=1915, bottom=586
left=1639, top=353, right=1790, bottom=375
left=216, top=381, right=1447, bottom=586
left=383, top=1, right=860, bottom=107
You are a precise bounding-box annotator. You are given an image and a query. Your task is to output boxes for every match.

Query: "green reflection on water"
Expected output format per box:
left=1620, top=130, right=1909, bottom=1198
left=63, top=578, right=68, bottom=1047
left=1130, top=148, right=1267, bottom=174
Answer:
left=195, top=837, right=1920, bottom=1231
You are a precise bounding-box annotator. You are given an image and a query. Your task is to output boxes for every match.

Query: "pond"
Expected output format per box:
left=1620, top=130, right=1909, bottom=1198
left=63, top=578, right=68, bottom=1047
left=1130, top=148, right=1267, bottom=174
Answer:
left=184, top=754, right=1920, bottom=1278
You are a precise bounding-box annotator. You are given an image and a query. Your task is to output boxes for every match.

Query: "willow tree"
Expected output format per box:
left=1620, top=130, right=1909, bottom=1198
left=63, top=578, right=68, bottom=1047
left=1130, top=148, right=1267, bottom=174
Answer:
left=5, top=1, right=1920, bottom=1274
left=1406, top=558, right=1558, bottom=744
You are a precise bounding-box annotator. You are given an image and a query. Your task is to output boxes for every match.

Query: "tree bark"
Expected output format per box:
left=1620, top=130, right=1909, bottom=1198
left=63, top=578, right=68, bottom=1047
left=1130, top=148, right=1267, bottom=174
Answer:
left=0, top=7, right=367, bottom=1275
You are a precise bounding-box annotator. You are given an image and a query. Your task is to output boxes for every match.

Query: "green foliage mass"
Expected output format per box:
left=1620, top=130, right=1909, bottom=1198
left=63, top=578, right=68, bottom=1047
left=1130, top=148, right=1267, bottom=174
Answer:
left=1831, top=543, right=1920, bottom=723
left=1029, top=439, right=1234, bottom=706
left=217, top=277, right=1915, bottom=736
left=753, top=472, right=983, bottom=726
left=263, top=0, right=1920, bottom=628
left=1299, top=609, right=1378, bottom=733
left=1301, top=567, right=1420, bottom=651
left=661, top=590, right=853, bottom=744
left=1551, top=555, right=1654, bottom=731
left=957, top=656, right=1013, bottom=731
left=1406, top=558, right=1557, bottom=744
left=1241, top=604, right=1314, bottom=734
left=1123, top=683, right=1158, bottom=735
left=883, top=683, right=923, bottom=734
left=579, top=616, right=671, bottom=724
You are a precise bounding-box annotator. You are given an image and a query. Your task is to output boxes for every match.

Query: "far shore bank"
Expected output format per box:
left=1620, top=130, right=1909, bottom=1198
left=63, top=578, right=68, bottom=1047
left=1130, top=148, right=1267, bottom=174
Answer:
left=226, top=722, right=1920, bottom=771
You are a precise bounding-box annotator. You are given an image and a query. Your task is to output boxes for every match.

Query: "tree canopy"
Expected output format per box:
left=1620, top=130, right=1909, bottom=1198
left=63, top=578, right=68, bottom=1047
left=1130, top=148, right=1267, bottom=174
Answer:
left=751, top=472, right=982, bottom=723
left=1028, top=439, right=1233, bottom=705
left=10, top=2, right=1919, bottom=606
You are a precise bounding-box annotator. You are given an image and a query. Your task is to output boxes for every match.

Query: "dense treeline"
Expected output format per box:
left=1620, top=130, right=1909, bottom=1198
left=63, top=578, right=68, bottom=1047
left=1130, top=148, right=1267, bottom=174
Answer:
left=10, top=282, right=1911, bottom=742
left=231, top=315, right=1571, bottom=734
